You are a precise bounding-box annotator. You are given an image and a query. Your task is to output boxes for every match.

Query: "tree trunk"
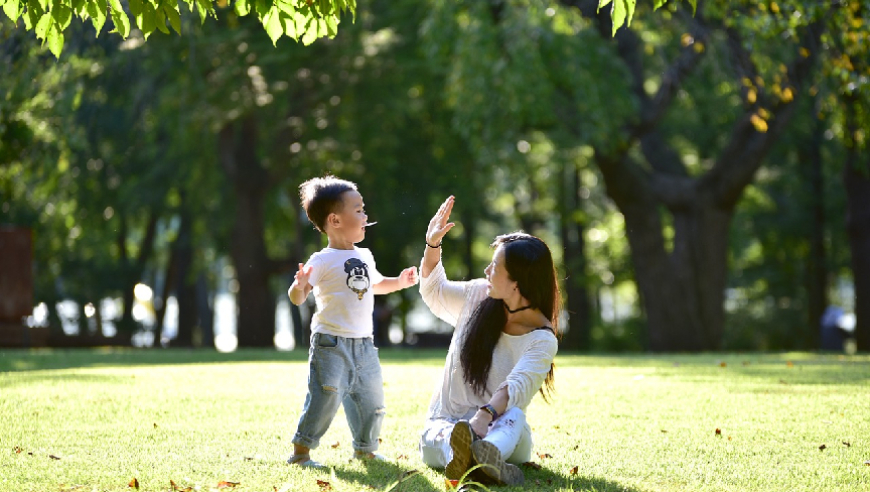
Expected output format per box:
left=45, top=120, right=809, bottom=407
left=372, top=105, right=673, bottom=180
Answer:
left=117, top=210, right=159, bottom=337
left=154, top=243, right=177, bottom=344
left=196, top=273, right=214, bottom=349
left=597, top=151, right=733, bottom=351
left=803, top=100, right=828, bottom=348
left=117, top=213, right=135, bottom=333
left=173, top=202, right=197, bottom=347
left=218, top=117, right=275, bottom=347
left=843, top=102, right=870, bottom=351
left=560, top=162, right=592, bottom=350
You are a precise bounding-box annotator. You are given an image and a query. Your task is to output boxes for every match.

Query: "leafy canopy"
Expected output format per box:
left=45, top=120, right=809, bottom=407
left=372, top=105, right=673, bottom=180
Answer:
left=0, top=0, right=696, bottom=58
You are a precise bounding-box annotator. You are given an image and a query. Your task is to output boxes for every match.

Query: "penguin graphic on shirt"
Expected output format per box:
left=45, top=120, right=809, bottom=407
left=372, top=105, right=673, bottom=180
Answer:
left=344, top=258, right=371, bottom=300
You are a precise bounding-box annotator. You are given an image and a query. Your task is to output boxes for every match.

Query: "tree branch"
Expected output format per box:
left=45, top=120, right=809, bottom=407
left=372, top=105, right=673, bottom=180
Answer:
left=704, top=18, right=826, bottom=208
left=637, top=8, right=711, bottom=134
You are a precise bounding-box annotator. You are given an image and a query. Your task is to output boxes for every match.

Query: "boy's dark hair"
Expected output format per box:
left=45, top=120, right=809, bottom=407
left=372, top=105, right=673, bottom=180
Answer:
left=299, top=176, right=358, bottom=233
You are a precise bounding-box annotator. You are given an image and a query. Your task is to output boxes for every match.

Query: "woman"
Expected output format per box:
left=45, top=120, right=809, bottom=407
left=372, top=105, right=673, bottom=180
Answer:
left=418, top=196, right=560, bottom=486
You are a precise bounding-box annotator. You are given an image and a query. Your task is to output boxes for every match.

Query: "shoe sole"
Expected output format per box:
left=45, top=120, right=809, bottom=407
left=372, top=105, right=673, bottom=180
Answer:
left=287, top=457, right=325, bottom=469
left=471, top=440, right=524, bottom=486
left=445, top=421, right=474, bottom=480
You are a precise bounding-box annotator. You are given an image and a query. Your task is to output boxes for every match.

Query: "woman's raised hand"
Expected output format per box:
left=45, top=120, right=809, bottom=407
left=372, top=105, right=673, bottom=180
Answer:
left=426, top=196, right=456, bottom=246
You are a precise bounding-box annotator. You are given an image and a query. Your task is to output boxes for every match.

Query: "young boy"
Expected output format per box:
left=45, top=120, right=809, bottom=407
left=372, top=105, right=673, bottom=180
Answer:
left=287, top=175, right=418, bottom=468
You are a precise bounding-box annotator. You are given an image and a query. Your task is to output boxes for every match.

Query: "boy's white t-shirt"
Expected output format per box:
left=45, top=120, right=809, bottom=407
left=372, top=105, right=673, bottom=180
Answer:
left=305, top=247, right=385, bottom=338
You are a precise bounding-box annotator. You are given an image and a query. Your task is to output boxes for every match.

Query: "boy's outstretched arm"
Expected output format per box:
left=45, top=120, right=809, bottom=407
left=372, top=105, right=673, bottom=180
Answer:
left=372, top=266, right=419, bottom=295
left=288, top=263, right=314, bottom=305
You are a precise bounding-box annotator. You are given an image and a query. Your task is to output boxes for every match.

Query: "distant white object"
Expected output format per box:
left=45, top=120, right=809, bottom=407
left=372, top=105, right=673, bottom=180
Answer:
left=839, top=313, right=856, bottom=333
left=215, top=333, right=238, bottom=353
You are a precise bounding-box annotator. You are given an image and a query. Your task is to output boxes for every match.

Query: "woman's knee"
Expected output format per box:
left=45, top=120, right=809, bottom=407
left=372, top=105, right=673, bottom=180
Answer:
left=497, top=407, right=527, bottom=427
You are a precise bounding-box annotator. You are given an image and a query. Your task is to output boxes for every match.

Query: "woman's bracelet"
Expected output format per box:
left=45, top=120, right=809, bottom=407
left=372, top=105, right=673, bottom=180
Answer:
left=426, top=239, right=442, bottom=249
left=479, top=404, right=498, bottom=420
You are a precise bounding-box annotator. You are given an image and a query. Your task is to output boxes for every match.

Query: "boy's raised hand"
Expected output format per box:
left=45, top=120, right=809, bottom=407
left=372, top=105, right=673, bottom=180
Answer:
left=288, top=263, right=314, bottom=305
left=398, top=266, right=419, bottom=289
left=294, top=263, right=313, bottom=288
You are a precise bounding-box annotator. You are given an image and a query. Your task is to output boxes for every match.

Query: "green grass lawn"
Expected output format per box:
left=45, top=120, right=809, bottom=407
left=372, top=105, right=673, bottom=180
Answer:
left=1, top=349, right=868, bottom=492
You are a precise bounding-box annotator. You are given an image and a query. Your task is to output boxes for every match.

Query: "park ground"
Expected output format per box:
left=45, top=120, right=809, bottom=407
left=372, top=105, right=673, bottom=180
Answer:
left=1, top=349, right=869, bottom=492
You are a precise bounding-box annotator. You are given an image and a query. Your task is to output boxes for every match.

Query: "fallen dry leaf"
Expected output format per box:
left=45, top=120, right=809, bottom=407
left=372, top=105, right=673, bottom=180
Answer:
left=330, top=442, right=341, bottom=448
left=569, top=465, right=579, bottom=475
left=786, top=361, right=794, bottom=368
left=170, top=480, right=193, bottom=492
left=49, top=454, right=61, bottom=460
left=128, top=478, right=139, bottom=489
left=719, top=362, right=727, bottom=368
left=819, top=444, right=827, bottom=451
left=661, top=430, right=668, bottom=433
left=13, top=446, right=23, bottom=454
left=316, top=479, right=332, bottom=490
left=843, top=442, right=851, bottom=447
left=715, top=428, right=722, bottom=436
left=217, top=481, right=240, bottom=489
left=522, top=462, right=542, bottom=470
left=537, top=452, right=552, bottom=459
left=396, top=454, right=408, bottom=460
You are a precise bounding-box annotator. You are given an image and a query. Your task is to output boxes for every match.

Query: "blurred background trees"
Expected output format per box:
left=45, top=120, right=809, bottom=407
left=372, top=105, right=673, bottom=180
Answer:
left=1, top=0, right=867, bottom=352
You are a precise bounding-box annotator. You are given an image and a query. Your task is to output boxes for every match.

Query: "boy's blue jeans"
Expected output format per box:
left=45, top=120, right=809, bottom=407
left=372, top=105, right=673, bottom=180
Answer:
left=292, top=333, right=385, bottom=453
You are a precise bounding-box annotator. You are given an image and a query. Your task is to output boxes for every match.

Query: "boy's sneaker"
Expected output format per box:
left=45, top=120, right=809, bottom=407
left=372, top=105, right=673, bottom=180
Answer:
left=287, top=454, right=325, bottom=469
left=445, top=421, right=475, bottom=480
left=470, top=440, right=524, bottom=486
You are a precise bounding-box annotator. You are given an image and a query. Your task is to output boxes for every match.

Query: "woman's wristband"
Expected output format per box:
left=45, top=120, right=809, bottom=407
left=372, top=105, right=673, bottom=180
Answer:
left=426, top=239, right=442, bottom=249
left=479, top=404, right=498, bottom=421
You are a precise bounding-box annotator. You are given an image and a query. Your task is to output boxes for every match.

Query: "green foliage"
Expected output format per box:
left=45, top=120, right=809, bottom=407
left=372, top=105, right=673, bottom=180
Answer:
left=0, top=0, right=355, bottom=57
left=0, top=0, right=700, bottom=59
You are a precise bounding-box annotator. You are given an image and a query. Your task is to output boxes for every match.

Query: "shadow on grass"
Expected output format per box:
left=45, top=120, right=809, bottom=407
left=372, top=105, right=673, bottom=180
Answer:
left=563, top=475, right=644, bottom=492
left=328, top=460, right=442, bottom=492
left=324, top=460, right=644, bottom=492
left=0, top=347, right=449, bottom=373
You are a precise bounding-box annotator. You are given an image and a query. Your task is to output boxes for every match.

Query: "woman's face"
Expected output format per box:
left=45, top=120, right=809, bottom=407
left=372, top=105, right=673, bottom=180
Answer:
left=484, top=245, right=517, bottom=300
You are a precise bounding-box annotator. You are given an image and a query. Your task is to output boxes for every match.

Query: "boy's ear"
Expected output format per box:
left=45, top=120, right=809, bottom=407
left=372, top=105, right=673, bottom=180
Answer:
left=327, top=212, right=341, bottom=229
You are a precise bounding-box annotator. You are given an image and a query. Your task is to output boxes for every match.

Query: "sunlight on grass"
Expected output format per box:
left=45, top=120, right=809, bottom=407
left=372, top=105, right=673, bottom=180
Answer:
left=1, top=349, right=868, bottom=492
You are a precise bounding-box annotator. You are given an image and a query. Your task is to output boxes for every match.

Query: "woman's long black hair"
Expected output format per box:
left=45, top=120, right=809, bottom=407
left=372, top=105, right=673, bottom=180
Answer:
left=459, top=232, right=561, bottom=403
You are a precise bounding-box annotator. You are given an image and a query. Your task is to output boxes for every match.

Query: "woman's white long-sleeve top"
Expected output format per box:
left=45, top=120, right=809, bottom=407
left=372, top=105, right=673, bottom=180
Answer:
left=419, top=259, right=558, bottom=421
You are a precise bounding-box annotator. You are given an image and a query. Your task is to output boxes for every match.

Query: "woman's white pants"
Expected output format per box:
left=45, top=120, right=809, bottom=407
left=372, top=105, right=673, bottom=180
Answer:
left=419, top=407, right=533, bottom=468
